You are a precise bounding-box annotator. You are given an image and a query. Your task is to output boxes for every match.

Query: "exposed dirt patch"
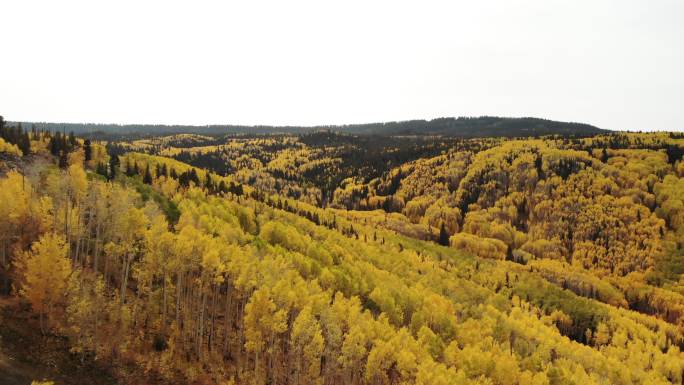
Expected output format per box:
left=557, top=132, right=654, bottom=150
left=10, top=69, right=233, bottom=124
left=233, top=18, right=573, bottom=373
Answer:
left=0, top=297, right=117, bottom=385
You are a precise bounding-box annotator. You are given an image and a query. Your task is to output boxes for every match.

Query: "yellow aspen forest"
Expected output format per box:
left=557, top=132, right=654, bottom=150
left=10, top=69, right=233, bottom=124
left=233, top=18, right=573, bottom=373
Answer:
left=1, top=115, right=684, bottom=385
left=6, top=1, right=684, bottom=384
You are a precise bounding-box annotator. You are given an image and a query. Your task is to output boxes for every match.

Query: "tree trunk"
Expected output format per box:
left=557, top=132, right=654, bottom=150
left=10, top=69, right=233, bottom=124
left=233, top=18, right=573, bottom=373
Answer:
left=120, top=253, right=130, bottom=304
left=223, top=283, right=232, bottom=355
left=198, top=281, right=206, bottom=359
left=162, top=271, right=167, bottom=330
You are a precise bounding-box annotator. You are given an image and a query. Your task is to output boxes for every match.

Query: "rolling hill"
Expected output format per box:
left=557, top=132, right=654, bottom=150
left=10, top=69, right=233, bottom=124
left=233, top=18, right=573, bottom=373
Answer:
left=16, top=116, right=608, bottom=138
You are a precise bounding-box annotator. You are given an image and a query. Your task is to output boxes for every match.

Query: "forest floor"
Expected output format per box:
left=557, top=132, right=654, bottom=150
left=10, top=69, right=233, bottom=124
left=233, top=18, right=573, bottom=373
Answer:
left=0, top=296, right=117, bottom=385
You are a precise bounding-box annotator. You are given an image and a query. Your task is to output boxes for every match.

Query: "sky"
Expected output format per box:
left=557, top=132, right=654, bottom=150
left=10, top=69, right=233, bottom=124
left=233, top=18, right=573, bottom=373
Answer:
left=1, top=0, right=682, bottom=131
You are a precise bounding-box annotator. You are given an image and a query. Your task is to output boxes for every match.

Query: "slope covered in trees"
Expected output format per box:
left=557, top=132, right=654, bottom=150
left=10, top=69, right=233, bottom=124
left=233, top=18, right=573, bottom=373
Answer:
left=17, top=116, right=607, bottom=137
left=0, top=117, right=684, bottom=385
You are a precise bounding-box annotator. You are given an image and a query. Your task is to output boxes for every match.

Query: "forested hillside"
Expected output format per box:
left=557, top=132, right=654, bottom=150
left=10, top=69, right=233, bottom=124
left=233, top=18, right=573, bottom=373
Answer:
left=17, top=116, right=606, bottom=138
left=1, top=116, right=684, bottom=385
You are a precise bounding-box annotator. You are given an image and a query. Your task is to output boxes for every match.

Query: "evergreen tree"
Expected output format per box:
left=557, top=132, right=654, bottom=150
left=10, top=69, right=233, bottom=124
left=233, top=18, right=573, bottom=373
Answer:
left=19, top=130, right=30, bottom=155
left=96, top=162, right=108, bottom=178
left=143, top=164, right=153, bottom=184
left=108, top=154, right=119, bottom=180
left=125, top=160, right=134, bottom=177
left=84, top=139, right=92, bottom=163
left=204, top=173, right=213, bottom=192
left=68, top=131, right=77, bottom=147
left=60, top=130, right=68, bottom=152
left=189, top=168, right=200, bottom=185
left=58, top=151, right=68, bottom=169
left=49, top=132, right=61, bottom=156
left=218, top=180, right=227, bottom=194
left=438, top=222, right=450, bottom=246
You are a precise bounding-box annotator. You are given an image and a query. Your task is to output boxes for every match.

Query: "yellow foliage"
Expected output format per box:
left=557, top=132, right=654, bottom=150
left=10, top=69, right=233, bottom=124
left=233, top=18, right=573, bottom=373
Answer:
left=450, top=232, right=507, bottom=260
left=15, top=233, right=72, bottom=329
left=0, top=137, right=22, bottom=155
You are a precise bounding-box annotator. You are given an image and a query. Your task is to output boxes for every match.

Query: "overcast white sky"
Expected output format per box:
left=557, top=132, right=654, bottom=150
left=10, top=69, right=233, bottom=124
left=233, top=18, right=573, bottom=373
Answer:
left=1, top=0, right=682, bottom=131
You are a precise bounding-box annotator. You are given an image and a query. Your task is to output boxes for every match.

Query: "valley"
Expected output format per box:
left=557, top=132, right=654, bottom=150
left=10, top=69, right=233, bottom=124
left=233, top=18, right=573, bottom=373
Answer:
left=1, top=116, right=684, bottom=384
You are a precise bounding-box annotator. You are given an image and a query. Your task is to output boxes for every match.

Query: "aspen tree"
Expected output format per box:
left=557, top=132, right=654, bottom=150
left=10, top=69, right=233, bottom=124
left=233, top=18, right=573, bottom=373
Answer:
left=16, top=233, right=72, bottom=333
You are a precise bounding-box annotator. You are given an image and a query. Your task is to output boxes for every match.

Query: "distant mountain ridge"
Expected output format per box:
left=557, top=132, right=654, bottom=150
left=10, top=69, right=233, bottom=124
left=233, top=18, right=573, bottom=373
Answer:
left=15, top=116, right=608, bottom=137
